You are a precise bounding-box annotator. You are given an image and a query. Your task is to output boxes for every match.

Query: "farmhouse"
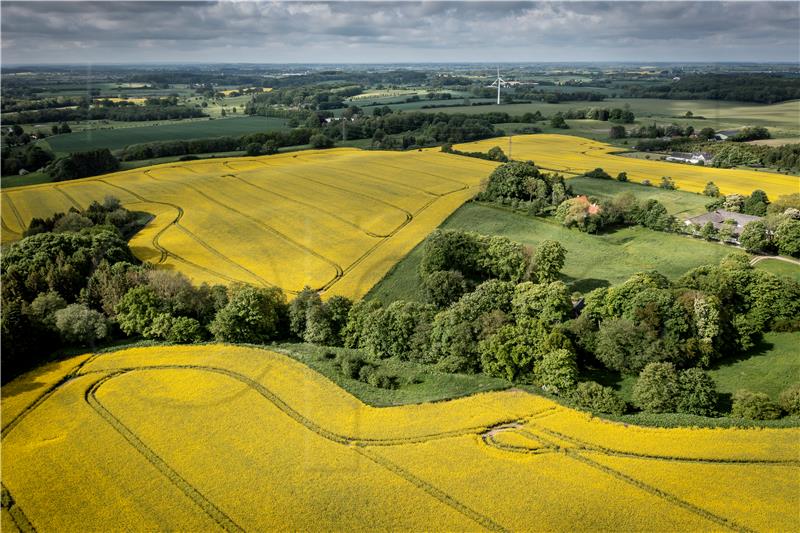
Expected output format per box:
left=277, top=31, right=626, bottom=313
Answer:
left=684, top=209, right=762, bottom=238
left=665, top=151, right=714, bottom=165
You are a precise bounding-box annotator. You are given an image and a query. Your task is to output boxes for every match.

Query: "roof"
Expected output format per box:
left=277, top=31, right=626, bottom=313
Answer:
left=685, top=210, right=762, bottom=232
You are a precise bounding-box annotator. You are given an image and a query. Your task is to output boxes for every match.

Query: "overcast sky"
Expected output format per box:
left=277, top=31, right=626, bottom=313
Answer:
left=2, top=1, right=798, bottom=65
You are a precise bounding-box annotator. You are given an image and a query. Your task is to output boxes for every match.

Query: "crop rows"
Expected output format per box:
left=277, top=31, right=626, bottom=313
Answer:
left=0, top=148, right=495, bottom=297
left=2, top=345, right=797, bottom=531
left=456, top=134, right=799, bottom=198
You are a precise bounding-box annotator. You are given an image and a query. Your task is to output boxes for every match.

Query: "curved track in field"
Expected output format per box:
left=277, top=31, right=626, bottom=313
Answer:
left=4, top=350, right=794, bottom=532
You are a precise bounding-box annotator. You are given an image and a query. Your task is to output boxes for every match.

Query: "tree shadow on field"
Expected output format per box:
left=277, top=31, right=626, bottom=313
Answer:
left=710, top=337, right=776, bottom=370
left=560, top=274, right=610, bottom=294
left=1, top=368, right=50, bottom=398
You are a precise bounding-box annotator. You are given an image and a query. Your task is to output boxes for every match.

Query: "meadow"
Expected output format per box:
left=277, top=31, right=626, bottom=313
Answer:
left=2, top=344, right=797, bottom=531
left=41, top=116, right=288, bottom=155
left=455, top=134, right=800, bottom=197
left=0, top=148, right=496, bottom=298
left=367, top=202, right=735, bottom=302
left=422, top=98, right=800, bottom=137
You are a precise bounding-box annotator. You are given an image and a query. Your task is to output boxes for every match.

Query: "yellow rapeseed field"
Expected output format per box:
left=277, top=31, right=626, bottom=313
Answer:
left=3, top=344, right=797, bottom=531
left=0, top=149, right=496, bottom=298
left=456, top=134, right=800, bottom=198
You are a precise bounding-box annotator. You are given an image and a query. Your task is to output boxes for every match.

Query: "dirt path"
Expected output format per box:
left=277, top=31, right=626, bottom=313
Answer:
left=749, top=255, right=800, bottom=267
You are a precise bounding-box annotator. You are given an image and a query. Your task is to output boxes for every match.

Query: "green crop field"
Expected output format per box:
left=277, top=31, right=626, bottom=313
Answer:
left=568, top=176, right=711, bottom=217
left=418, top=98, right=800, bottom=137
left=367, top=202, right=735, bottom=302
left=41, top=116, right=289, bottom=155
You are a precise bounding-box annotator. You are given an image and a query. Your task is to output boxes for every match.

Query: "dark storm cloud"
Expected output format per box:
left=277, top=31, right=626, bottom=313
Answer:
left=2, top=1, right=798, bottom=64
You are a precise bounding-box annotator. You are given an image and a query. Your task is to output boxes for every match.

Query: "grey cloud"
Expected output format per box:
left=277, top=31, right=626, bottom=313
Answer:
left=2, top=1, right=798, bottom=64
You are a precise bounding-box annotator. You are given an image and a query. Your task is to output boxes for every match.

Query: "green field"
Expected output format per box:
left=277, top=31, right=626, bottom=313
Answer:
left=568, top=176, right=711, bottom=217
left=754, top=258, right=800, bottom=282
left=417, top=98, right=800, bottom=138
left=41, top=116, right=288, bottom=155
left=367, top=202, right=735, bottom=302
left=587, top=331, right=800, bottom=411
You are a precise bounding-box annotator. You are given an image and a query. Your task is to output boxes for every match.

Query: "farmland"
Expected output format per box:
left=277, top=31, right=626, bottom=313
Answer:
left=2, top=344, right=797, bottom=531
left=41, top=116, right=288, bottom=155
left=422, top=98, right=800, bottom=137
left=0, top=148, right=496, bottom=298
left=367, top=202, right=735, bottom=302
left=455, top=134, right=800, bottom=197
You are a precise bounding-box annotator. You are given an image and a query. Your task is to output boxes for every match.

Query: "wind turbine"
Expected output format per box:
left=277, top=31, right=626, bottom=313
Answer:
left=490, top=66, right=505, bottom=105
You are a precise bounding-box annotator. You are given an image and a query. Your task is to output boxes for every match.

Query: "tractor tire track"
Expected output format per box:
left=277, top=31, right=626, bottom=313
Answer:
left=85, top=373, right=243, bottom=533
left=53, top=186, right=82, bottom=211
left=99, top=179, right=274, bottom=288
left=227, top=173, right=390, bottom=238
left=1, top=353, right=101, bottom=439
left=1, top=217, right=22, bottom=238
left=145, top=169, right=344, bottom=290
left=2, top=193, right=27, bottom=234
left=248, top=159, right=414, bottom=222
left=2, top=483, right=36, bottom=533
left=375, top=160, right=475, bottom=187
left=482, top=427, right=755, bottom=533
left=354, top=447, right=507, bottom=532
left=524, top=425, right=800, bottom=466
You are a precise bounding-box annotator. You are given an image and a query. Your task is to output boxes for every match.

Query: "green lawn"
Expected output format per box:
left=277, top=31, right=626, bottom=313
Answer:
left=0, top=171, right=54, bottom=188
left=367, top=202, right=736, bottom=302
left=568, top=176, right=711, bottom=217
left=754, top=258, right=800, bottom=282
left=710, top=332, right=800, bottom=401
left=42, top=116, right=289, bottom=155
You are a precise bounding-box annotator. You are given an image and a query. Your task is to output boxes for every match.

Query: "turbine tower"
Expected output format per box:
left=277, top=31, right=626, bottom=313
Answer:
left=490, top=66, right=505, bottom=105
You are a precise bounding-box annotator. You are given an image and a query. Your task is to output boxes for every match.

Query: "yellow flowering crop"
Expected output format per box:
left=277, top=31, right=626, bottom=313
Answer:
left=0, top=149, right=496, bottom=298
left=456, top=134, right=800, bottom=198
left=3, top=344, right=797, bottom=531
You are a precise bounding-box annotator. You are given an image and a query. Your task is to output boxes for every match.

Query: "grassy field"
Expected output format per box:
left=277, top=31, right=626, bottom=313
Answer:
left=420, top=98, right=800, bottom=137
left=41, top=116, right=289, bottom=155
left=0, top=148, right=497, bottom=298
left=456, top=134, right=800, bottom=198
left=568, top=176, right=711, bottom=217
left=2, top=343, right=797, bottom=531
left=367, top=202, right=735, bottom=302
left=753, top=258, right=800, bottom=282
left=594, top=332, right=800, bottom=410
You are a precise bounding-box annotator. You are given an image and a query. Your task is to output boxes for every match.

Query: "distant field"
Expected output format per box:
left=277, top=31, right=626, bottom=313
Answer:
left=419, top=98, right=800, bottom=136
left=568, top=176, right=710, bottom=217
left=3, top=344, right=797, bottom=531
left=1, top=148, right=496, bottom=298
left=456, top=134, right=800, bottom=197
left=41, top=116, right=289, bottom=155
left=367, top=202, right=734, bottom=302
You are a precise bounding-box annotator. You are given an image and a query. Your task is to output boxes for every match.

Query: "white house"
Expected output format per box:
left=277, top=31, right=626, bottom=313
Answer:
left=665, top=152, right=714, bottom=165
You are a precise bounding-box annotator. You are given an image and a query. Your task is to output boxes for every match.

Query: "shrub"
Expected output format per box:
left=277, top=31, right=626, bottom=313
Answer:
left=336, top=352, right=368, bottom=379
left=571, top=381, right=627, bottom=415
left=585, top=168, right=612, bottom=179
left=632, top=362, right=679, bottom=413
left=778, top=383, right=800, bottom=416
left=535, top=349, right=578, bottom=394
left=731, top=390, right=782, bottom=420
left=365, top=368, right=399, bottom=389
left=616, top=172, right=628, bottom=182
left=676, top=368, right=718, bottom=416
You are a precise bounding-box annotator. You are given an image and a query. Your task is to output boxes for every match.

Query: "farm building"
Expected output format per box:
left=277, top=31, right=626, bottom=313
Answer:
left=665, top=152, right=714, bottom=165
left=684, top=210, right=762, bottom=239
